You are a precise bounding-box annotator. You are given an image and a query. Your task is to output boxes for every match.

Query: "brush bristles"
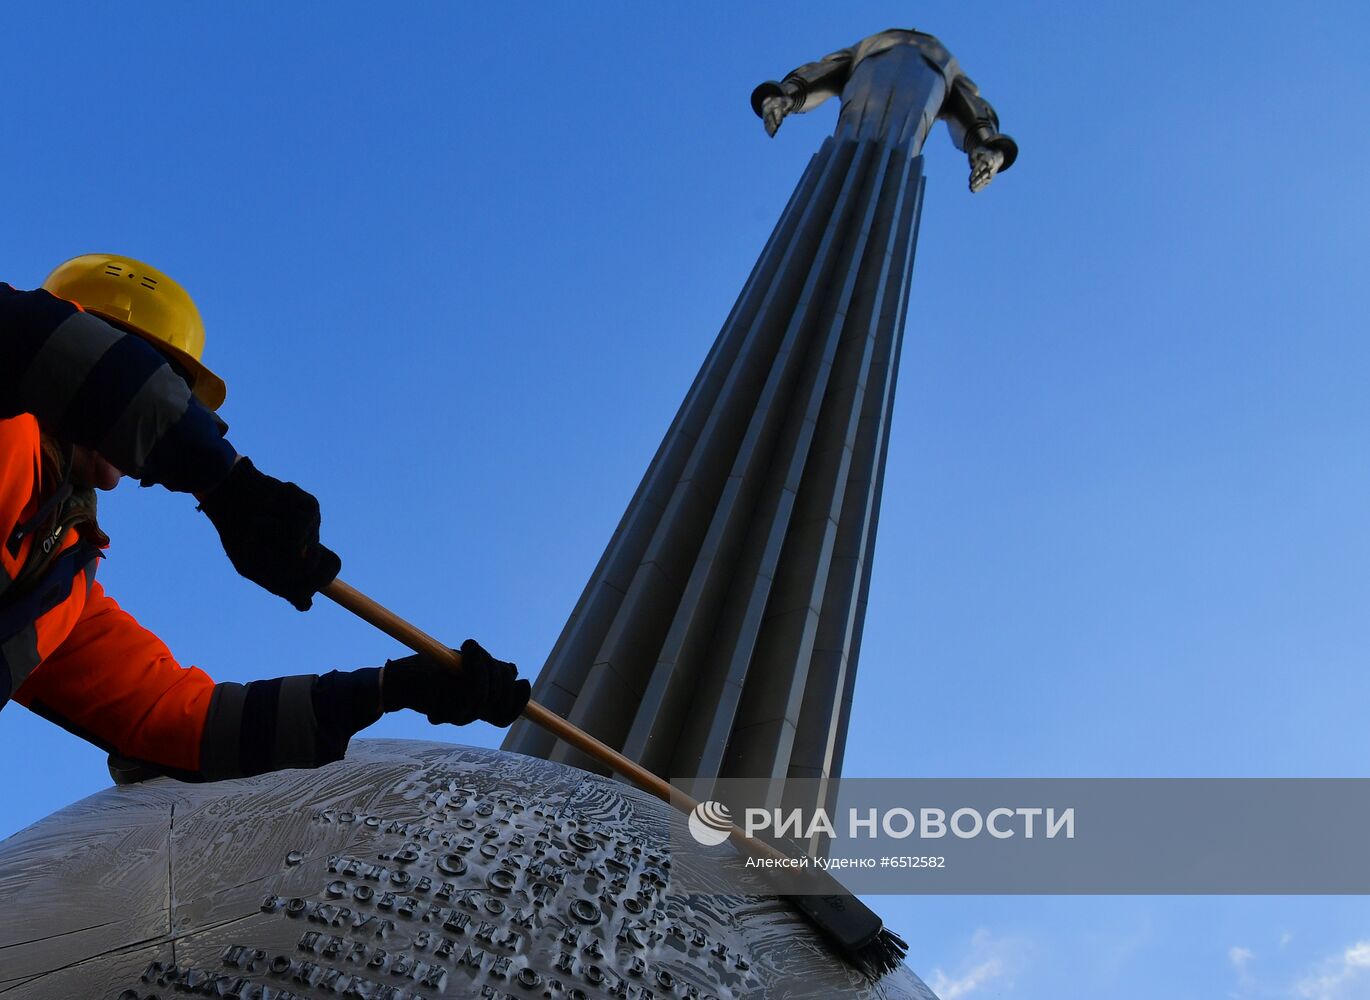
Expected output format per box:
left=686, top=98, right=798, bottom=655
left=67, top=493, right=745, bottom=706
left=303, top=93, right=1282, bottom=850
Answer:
left=853, top=928, right=909, bottom=978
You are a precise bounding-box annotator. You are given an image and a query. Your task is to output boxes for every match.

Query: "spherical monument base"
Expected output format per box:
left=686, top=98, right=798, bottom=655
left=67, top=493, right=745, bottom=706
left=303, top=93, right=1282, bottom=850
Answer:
left=0, top=740, right=935, bottom=999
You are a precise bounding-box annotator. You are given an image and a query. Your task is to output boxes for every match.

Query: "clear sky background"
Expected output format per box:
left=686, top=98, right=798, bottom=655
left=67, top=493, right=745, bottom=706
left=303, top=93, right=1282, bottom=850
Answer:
left=3, top=3, right=1369, bottom=998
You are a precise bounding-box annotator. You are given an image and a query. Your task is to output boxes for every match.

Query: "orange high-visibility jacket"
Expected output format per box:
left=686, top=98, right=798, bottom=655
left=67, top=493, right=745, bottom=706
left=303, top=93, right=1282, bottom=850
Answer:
left=0, top=413, right=223, bottom=770
left=1, top=283, right=378, bottom=781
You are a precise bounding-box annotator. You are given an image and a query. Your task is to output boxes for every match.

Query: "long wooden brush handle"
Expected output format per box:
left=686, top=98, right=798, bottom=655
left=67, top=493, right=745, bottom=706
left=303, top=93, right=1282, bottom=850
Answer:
left=322, top=578, right=788, bottom=863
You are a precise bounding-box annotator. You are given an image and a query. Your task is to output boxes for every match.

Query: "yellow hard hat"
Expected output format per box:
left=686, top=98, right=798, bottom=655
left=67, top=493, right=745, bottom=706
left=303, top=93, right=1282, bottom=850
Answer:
left=42, top=253, right=226, bottom=410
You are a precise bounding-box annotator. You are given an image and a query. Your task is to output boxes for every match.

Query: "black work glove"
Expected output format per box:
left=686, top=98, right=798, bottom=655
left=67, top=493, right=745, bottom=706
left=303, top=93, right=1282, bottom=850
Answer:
left=198, top=457, right=341, bottom=611
left=381, top=639, right=530, bottom=728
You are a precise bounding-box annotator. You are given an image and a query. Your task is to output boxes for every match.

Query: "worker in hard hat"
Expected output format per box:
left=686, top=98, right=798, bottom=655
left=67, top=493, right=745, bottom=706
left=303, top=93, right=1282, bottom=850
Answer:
left=0, top=254, right=529, bottom=782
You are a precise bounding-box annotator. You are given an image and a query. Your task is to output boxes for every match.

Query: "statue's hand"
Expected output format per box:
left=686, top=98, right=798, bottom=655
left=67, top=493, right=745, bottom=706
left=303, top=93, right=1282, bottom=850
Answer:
left=762, top=95, right=792, bottom=138
left=968, top=146, right=1006, bottom=193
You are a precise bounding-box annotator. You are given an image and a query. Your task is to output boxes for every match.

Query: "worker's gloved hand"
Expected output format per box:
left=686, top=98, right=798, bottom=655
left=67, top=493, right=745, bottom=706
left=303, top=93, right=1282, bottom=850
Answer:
left=198, top=457, right=341, bottom=611
left=381, top=639, right=530, bottom=727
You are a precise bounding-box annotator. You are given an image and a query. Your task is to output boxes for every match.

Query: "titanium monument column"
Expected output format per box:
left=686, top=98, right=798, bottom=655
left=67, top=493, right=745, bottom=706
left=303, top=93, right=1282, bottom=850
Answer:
left=505, top=28, right=1017, bottom=807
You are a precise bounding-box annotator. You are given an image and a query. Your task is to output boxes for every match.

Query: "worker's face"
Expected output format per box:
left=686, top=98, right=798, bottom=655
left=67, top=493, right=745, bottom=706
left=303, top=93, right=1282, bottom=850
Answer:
left=70, top=445, right=124, bottom=491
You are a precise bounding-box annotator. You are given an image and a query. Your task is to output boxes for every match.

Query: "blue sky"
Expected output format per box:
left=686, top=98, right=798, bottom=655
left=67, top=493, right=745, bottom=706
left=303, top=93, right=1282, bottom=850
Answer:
left=3, top=3, right=1370, bottom=998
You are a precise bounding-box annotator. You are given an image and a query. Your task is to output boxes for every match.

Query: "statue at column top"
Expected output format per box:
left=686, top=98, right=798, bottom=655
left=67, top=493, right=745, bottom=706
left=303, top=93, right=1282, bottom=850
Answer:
left=752, top=27, right=1019, bottom=193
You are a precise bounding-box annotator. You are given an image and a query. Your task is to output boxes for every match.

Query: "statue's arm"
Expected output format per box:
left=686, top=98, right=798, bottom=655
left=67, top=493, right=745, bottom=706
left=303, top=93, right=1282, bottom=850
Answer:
left=941, top=73, right=1018, bottom=192
left=751, top=47, right=854, bottom=137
